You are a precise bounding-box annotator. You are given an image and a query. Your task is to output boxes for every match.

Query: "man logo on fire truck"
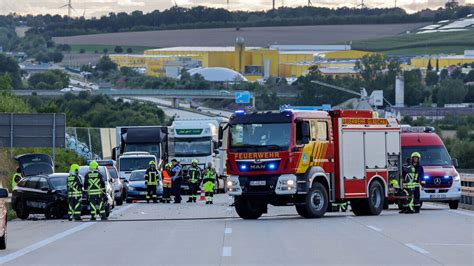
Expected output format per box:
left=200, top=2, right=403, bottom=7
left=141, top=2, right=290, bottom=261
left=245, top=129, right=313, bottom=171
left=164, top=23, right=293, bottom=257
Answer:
left=223, top=107, right=401, bottom=220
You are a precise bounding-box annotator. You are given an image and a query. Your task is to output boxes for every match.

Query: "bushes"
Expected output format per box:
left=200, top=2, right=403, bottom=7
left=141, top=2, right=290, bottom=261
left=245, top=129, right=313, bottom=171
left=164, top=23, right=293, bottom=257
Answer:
left=28, top=70, right=69, bottom=90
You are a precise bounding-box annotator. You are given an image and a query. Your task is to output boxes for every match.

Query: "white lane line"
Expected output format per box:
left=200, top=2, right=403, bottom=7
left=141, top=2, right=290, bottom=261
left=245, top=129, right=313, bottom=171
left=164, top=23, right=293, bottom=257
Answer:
left=405, top=243, right=430, bottom=254
left=366, top=225, right=382, bottom=232
left=222, top=247, right=232, bottom=257
left=449, top=210, right=474, bottom=217
left=224, top=228, right=232, bottom=234
left=0, top=204, right=136, bottom=265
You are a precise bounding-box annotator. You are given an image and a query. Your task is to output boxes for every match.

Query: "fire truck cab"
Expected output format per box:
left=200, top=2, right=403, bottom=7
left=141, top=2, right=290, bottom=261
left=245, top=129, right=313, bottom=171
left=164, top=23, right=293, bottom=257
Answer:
left=223, top=108, right=401, bottom=219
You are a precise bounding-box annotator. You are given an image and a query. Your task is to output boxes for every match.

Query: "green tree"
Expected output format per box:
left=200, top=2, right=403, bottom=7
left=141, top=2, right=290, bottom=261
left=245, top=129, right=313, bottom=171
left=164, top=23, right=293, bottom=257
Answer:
left=0, top=73, right=12, bottom=91
left=0, top=93, right=31, bottom=113
left=0, top=54, right=22, bottom=89
left=425, top=71, right=439, bottom=86
left=114, top=46, right=123, bottom=53
left=404, top=69, right=424, bottom=106
left=354, top=53, right=387, bottom=82
left=28, top=70, right=70, bottom=90
left=465, top=70, right=474, bottom=82
left=427, top=58, right=433, bottom=71
left=126, top=47, right=133, bottom=53
left=96, top=56, right=117, bottom=72
left=436, top=78, right=468, bottom=106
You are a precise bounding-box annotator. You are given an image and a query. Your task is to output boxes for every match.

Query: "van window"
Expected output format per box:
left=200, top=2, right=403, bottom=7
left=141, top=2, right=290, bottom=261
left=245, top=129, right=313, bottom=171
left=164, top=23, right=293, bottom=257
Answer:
left=37, top=177, right=49, bottom=190
left=25, top=176, right=40, bottom=189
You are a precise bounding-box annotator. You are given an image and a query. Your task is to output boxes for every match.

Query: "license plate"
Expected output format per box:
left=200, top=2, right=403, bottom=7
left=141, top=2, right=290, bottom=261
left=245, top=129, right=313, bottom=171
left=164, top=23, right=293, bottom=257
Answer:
left=250, top=180, right=266, bottom=186
left=430, top=194, right=446, bottom=199
left=139, top=191, right=147, bottom=195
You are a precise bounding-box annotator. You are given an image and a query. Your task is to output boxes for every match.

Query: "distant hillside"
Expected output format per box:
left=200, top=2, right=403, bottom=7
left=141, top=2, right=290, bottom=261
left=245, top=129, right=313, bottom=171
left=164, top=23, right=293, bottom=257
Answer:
left=53, top=23, right=426, bottom=48
left=353, top=29, right=474, bottom=54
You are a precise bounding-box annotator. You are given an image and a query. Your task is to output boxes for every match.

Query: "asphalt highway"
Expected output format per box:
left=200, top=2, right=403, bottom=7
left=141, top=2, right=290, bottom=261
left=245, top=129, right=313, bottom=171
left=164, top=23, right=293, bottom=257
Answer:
left=1, top=195, right=473, bottom=266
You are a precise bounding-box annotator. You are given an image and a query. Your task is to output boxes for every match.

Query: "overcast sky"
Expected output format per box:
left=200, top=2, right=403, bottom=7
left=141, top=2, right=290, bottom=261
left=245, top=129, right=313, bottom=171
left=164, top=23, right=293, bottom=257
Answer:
left=0, top=0, right=472, bottom=17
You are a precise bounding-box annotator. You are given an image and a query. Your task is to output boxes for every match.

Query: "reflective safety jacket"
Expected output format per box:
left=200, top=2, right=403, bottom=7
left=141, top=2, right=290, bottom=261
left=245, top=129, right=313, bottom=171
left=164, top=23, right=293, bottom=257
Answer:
left=403, top=166, right=420, bottom=189
left=84, top=170, right=105, bottom=196
left=203, top=168, right=217, bottom=192
left=67, top=173, right=83, bottom=198
left=145, top=168, right=159, bottom=186
left=187, top=166, right=202, bottom=183
left=162, top=169, right=172, bottom=187
left=12, top=173, right=23, bottom=188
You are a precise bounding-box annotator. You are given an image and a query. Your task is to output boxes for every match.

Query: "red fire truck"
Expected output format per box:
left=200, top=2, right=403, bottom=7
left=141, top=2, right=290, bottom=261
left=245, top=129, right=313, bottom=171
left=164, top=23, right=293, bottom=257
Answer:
left=221, top=108, right=401, bottom=219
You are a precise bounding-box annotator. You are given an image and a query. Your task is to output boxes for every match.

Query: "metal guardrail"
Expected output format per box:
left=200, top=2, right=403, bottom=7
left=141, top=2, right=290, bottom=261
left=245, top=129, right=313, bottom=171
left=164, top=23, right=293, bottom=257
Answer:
left=460, top=173, right=474, bottom=210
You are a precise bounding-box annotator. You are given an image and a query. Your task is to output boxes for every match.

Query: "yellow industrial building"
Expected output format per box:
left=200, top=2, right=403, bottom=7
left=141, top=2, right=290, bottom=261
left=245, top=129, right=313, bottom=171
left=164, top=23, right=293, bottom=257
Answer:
left=110, top=41, right=369, bottom=81
left=110, top=43, right=474, bottom=81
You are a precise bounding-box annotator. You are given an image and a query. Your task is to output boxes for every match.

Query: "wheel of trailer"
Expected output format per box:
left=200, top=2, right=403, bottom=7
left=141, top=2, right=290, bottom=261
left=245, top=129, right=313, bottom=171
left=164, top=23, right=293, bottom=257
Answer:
left=16, top=201, right=29, bottom=220
left=351, top=180, right=384, bottom=216
left=298, top=183, right=328, bottom=218
left=449, top=200, right=459, bottom=210
left=234, top=197, right=264, bottom=220
left=0, top=221, right=6, bottom=250
left=126, top=199, right=133, bottom=204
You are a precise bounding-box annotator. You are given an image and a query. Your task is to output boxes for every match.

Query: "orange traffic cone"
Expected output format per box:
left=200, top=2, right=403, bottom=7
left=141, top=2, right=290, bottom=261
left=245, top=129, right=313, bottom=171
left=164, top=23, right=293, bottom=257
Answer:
left=199, top=188, right=206, bottom=201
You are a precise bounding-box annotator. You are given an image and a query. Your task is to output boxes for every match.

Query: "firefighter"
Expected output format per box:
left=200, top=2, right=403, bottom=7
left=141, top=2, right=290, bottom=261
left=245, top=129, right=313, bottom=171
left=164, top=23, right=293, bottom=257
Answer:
left=11, top=168, right=23, bottom=189
left=170, top=159, right=182, bottom=204
left=145, top=161, right=159, bottom=203
left=162, top=163, right=172, bottom=203
left=67, top=164, right=83, bottom=221
left=410, top=152, right=424, bottom=213
left=84, top=161, right=107, bottom=220
left=186, top=159, right=202, bottom=203
left=203, top=162, right=217, bottom=204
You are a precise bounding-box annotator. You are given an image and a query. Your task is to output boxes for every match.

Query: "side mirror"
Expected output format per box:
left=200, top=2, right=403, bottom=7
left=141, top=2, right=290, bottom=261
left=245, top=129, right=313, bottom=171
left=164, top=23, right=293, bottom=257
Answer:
left=218, top=126, right=223, bottom=141
left=214, top=149, right=220, bottom=155
left=110, top=178, right=115, bottom=183
left=452, top=158, right=459, bottom=168
left=0, top=188, right=8, bottom=198
left=41, top=187, right=50, bottom=192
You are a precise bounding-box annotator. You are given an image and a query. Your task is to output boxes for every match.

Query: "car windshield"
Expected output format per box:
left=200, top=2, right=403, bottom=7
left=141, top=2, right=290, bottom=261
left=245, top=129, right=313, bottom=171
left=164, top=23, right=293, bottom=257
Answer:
left=402, top=145, right=452, bottom=167
left=49, top=175, right=67, bottom=190
left=230, top=123, right=291, bottom=151
left=125, top=144, right=160, bottom=159
left=119, top=157, right=153, bottom=172
left=107, top=166, right=119, bottom=179
left=129, top=171, right=146, bottom=181
left=174, top=137, right=212, bottom=157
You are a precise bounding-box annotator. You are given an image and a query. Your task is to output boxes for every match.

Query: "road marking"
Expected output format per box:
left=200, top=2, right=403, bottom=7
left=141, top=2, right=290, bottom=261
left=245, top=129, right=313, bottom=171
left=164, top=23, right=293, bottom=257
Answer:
left=225, top=228, right=232, bottom=234
left=449, top=210, right=474, bottom=217
left=0, top=204, right=135, bottom=264
left=405, top=243, right=429, bottom=254
left=366, top=225, right=382, bottom=232
left=222, top=247, right=232, bottom=257
left=422, top=243, right=474, bottom=246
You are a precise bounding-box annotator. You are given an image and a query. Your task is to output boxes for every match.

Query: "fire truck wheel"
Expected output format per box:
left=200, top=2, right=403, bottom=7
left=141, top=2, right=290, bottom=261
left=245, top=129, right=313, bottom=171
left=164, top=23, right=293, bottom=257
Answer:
left=235, top=197, right=263, bottom=220
left=299, top=183, right=328, bottom=218
left=352, top=181, right=384, bottom=216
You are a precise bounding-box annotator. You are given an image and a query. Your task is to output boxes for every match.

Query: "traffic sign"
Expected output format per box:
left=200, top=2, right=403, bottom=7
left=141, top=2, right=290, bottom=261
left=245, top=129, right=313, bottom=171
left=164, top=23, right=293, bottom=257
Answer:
left=235, top=91, right=251, bottom=104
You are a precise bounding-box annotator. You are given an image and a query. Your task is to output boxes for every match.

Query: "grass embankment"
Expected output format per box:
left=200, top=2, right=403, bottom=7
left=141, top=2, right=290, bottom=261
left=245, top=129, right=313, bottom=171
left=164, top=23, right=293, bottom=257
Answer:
left=352, top=30, right=474, bottom=55
left=70, top=44, right=154, bottom=54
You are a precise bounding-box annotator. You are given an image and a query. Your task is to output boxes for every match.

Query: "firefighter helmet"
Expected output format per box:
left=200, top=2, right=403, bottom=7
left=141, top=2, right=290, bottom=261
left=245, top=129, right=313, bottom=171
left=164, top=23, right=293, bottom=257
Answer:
left=149, top=160, right=156, bottom=165
left=70, top=164, right=80, bottom=174
left=411, top=152, right=421, bottom=159
left=89, top=160, right=99, bottom=170
left=191, top=159, right=198, bottom=164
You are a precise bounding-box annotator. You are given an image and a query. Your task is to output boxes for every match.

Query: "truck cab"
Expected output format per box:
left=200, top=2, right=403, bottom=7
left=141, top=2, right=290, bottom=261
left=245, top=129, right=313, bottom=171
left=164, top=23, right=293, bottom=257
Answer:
left=401, top=127, right=461, bottom=209
left=169, top=118, right=227, bottom=191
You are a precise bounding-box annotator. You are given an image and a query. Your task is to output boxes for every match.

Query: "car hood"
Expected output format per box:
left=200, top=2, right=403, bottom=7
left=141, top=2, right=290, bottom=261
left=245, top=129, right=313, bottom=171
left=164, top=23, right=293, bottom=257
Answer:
left=422, top=166, right=458, bottom=177
left=128, top=181, right=146, bottom=188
